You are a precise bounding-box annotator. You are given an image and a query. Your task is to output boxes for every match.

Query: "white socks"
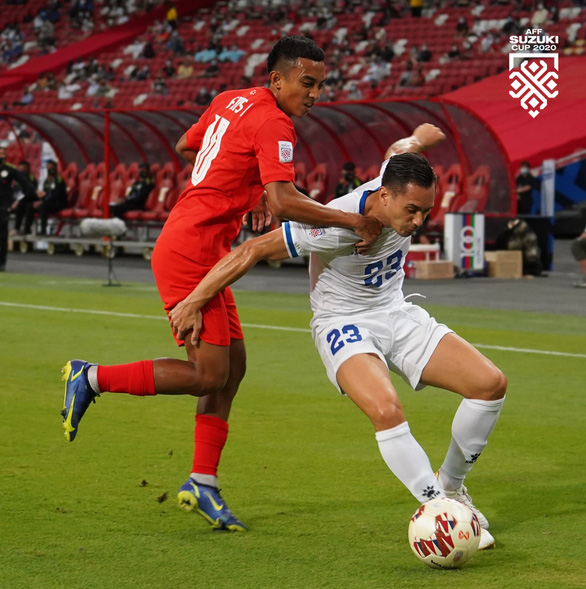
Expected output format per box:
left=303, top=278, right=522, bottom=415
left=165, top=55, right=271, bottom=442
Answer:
left=191, top=473, right=218, bottom=488
left=438, top=396, right=505, bottom=492
left=376, top=422, right=443, bottom=503
left=87, top=365, right=100, bottom=394
left=375, top=397, right=505, bottom=502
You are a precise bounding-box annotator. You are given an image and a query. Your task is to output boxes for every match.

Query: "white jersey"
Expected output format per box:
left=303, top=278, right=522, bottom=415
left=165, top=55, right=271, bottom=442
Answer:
left=281, top=169, right=411, bottom=318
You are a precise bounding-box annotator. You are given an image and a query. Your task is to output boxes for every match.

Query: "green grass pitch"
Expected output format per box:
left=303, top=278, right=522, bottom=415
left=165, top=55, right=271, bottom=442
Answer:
left=1, top=273, right=585, bottom=589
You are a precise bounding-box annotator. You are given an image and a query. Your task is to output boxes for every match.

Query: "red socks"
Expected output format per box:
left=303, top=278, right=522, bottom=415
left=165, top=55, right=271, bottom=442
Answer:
left=192, top=414, right=229, bottom=476
left=97, top=360, right=156, bottom=396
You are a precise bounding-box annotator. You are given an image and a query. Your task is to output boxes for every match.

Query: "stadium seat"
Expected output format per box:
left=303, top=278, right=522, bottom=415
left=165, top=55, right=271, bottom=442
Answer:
left=455, top=165, right=491, bottom=213
left=427, top=163, right=463, bottom=231
left=294, top=162, right=307, bottom=192
left=306, top=163, right=328, bottom=203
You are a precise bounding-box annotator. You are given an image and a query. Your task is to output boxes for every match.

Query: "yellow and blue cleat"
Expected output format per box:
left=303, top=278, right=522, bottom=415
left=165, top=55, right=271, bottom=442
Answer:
left=177, top=479, right=248, bottom=532
left=61, top=359, right=99, bottom=442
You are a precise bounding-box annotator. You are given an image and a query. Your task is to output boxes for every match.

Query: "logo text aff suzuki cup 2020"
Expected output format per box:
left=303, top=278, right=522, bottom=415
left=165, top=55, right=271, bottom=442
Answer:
left=509, top=29, right=559, bottom=118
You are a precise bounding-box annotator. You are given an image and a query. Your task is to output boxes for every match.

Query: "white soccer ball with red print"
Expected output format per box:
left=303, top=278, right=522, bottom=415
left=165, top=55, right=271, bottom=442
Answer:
left=408, top=497, right=481, bottom=569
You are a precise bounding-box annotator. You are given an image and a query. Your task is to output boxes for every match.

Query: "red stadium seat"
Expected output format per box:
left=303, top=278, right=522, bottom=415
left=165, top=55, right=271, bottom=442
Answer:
left=125, top=167, right=177, bottom=222
left=427, top=163, right=463, bottom=230
left=455, top=165, right=491, bottom=213
left=306, top=163, right=328, bottom=203
left=294, top=162, right=307, bottom=191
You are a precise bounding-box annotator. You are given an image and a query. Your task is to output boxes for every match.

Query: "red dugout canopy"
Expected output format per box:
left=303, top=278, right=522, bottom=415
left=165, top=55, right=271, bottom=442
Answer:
left=0, top=98, right=515, bottom=220
left=441, top=56, right=586, bottom=169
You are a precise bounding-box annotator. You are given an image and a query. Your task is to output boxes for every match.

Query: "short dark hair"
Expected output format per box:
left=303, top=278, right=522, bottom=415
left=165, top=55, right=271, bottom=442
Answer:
left=267, top=36, right=325, bottom=75
left=342, top=162, right=356, bottom=172
left=381, top=152, right=437, bottom=195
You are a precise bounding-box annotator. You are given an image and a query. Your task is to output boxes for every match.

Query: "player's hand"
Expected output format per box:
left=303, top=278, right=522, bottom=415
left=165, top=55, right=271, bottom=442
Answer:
left=243, top=192, right=272, bottom=232
left=353, top=214, right=383, bottom=254
left=413, top=124, right=446, bottom=151
left=168, top=300, right=203, bottom=345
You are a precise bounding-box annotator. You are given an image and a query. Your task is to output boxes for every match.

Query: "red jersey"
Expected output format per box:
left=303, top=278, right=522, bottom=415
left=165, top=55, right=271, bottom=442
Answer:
left=157, top=87, right=296, bottom=266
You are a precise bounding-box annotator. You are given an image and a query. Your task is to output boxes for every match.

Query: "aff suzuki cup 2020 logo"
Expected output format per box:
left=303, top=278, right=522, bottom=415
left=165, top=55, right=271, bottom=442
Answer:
left=509, top=29, right=559, bottom=118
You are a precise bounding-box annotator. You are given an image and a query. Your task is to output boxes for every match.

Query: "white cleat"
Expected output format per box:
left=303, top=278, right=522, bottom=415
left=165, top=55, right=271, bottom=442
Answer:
left=479, top=528, right=495, bottom=550
left=442, top=483, right=490, bottom=530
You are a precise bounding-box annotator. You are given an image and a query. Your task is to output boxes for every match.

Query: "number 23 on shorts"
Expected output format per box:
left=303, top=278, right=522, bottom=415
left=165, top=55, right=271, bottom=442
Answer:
left=326, top=324, right=363, bottom=356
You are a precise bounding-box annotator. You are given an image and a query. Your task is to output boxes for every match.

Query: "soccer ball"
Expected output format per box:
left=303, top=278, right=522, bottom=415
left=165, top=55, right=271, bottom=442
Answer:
left=408, top=497, right=481, bottom=569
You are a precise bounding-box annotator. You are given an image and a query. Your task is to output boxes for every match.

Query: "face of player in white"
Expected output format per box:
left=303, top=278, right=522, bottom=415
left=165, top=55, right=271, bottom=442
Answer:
left=271, top=57, right=327, bottom=118
left=372, top=182, right=436, bottom=237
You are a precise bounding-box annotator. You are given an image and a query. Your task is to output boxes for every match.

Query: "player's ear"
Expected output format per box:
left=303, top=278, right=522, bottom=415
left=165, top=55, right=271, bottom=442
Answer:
left=379, top=186, right=391, bottom=205
left=269, top=70, right=282, bottom=90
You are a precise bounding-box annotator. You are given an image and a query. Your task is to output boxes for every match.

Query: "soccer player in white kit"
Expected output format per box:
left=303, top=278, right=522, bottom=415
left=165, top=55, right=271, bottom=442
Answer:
left=168, top=126, right=506, bottom=550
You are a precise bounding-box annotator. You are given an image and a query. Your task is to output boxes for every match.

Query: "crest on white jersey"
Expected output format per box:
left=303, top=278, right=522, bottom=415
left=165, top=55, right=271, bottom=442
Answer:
left=308, top=228, right=325, bottom=238
left=278, top=141, right=293, bottom=163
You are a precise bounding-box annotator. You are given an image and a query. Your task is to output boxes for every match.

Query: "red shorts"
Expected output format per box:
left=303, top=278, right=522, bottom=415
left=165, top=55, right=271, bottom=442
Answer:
left=151, top=242, right=244, bottom=347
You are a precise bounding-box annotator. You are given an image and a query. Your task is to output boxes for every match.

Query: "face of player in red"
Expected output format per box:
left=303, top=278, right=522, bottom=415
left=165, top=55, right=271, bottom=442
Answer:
left=375, top=183, right=436, bottom=237
left=271, top=57, right=327, bottom=118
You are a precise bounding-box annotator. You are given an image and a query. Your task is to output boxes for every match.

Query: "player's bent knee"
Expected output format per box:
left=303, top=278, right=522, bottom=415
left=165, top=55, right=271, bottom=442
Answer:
left=475, top=365, right=507, bottom=401
left=369, top=400, right=405, bottom=430
left=197, top=371, right=230, bottom=395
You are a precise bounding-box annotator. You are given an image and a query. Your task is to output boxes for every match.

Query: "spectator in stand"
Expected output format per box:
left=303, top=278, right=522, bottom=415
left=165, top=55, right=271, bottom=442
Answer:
left=200, top=59, right=220, bottom=79
left=219, top=45, right=245, bottom=63
left=109, top=163, right=154, bottom=219
left=334, top=162, right=362, bottom=199
left=502, top=16, right=521, bottom=36
left=58, top=81, right=82, bottom=99
left=166, top=30, right=184, bottom=55
left=125, top=37, right=145, bottom=59
left=446, top=43, right=461, bottom=60
left=166, top=2, right=178, bottom=30
left=162, top=58, right=176, bottom=78
left=143, top=40, right=156, bottom=59
left=133, top=65, right=151, bottom=81
left=410, top=0, right=423, bottom=17
left=13, top=89, right=34, bottom=107
left=362, top=56, right=390, bottom=84
left=23, top=160, right=68, bottom=236
left=95, top=80, right=112, bottom=98
left=47, top=0, right=60, bottom=24
left=33, top=73, right=49, bottom=92
left=194, top=87, right=211, bottom=106
left=531, top=2, right=549, bottom=28
left=194, top=44, right=218, bottom=63
left=456, top=17, right=469, bottom=37
left=86, top=78, right=100, bottom=96
left=409, top=65, right=425, bottom=88
left=381, top=43, right=395, bottom=62
left=480, top=33, right=495, bottom=53
left=176, top=60, right=194, bottom=78
left=471, top=17, right=486, bottom=40
left=346, top=81, right=363, bottom=101
left=418, top=43, right=432, bottom=63
left=398, top=61, right=415, bottom=87
left=153, top=76, right=169, bottom=95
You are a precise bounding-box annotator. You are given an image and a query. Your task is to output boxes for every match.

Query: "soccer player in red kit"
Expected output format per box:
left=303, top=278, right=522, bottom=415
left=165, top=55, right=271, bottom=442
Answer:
left=61, top=36, right=383, bottom=532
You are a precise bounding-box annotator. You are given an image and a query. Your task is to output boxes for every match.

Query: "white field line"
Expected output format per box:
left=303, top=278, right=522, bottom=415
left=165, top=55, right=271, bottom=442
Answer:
left=1, top=301, right=585, bottom=359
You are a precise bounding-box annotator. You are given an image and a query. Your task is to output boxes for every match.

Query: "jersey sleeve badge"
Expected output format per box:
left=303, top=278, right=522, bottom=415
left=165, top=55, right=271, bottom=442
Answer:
left=278, top=141, right=294, bottom=163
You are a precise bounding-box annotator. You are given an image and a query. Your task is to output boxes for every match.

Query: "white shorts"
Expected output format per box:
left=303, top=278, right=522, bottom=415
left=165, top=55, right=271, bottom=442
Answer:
left=311, top=301, right=453, bottom=393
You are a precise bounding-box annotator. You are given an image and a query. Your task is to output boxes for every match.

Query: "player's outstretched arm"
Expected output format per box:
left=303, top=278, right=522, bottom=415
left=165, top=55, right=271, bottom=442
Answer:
left=384, top=123, right=446, bottom=159
left=264, top=181, right=383, bottom=248
left=168, top=230, right=288, bottom=344
left=176, top=132, right=199, bottom=165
